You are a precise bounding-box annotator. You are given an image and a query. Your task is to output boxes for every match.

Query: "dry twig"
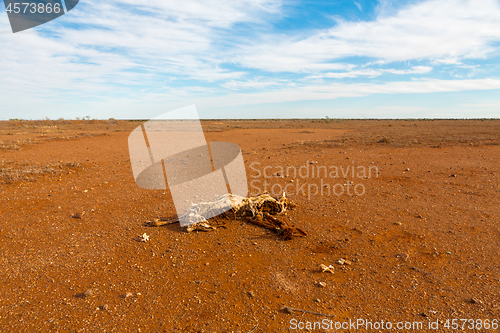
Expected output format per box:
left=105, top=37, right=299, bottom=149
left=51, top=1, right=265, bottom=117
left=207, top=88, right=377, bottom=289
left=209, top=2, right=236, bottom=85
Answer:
left=247, top=322, right=259, bottom=333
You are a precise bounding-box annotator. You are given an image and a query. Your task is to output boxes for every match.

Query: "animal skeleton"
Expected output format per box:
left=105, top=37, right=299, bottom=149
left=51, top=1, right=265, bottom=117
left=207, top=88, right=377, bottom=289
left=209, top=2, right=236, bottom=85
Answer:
left=149, top=193, right=306, bottom=240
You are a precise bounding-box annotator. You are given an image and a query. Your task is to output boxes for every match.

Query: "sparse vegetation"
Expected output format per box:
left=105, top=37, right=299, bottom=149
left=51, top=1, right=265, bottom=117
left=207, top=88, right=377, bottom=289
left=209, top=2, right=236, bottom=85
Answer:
left=0, top=161, right=81, bottom=184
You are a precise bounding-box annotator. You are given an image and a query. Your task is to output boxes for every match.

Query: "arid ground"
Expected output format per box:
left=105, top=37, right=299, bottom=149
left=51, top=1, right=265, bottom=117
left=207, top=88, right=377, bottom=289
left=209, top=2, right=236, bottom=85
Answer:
left=1, top=119, right=499, bottom=332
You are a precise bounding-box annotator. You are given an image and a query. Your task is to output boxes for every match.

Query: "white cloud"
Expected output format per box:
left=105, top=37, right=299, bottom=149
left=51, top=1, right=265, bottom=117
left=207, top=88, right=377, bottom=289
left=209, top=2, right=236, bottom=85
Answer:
left=386, top=66, right=433, bottom=75
left=236, top=0, right=500, bottom=72
left=194, top=78, right=500, bottom=108
left=354, top=1, right=363, bottom=12
left=221, top=78, right=287, bottom=90
left=111, top=0, right=281, bottom=27
left=306, top=66, right=432, bottom=79
left=0, top=0, right=281, bottom=104
left=44, top=77, right=500, bottom=114
left=1, top=0, right=500, bottom=119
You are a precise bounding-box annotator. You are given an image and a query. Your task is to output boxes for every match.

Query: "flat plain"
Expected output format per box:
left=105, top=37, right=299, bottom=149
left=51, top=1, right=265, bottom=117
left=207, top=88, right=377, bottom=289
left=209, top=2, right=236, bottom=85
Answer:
left=1, top=119, right=499, bottom=332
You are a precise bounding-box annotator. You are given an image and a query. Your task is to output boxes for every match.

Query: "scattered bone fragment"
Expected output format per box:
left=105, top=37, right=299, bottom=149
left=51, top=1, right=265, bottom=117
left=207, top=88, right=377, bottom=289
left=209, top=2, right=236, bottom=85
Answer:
left=137, top=233, right=149, bottom=242
left=337, top=258, right=352, bottom=265
left=320, top=264, right=334, bottom=274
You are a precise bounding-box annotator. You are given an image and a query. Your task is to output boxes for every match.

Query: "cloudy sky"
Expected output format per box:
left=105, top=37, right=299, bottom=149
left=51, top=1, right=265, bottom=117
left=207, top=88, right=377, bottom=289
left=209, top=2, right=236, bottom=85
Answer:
left=1, top=0, right=500, bottom=119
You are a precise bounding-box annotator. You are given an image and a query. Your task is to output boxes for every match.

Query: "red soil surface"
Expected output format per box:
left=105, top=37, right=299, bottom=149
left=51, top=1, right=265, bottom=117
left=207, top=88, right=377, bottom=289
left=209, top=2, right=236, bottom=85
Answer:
left=0, top=119, right=499, bottom=332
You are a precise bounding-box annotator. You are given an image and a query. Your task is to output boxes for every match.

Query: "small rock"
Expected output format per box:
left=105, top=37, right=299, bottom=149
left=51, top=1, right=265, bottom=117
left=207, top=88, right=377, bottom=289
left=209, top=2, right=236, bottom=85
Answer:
left=318, top=282, right=327, bottom=288
left=394, top=221, right=402, bottom=225
left=314, top=298, right=321, bottom=303
left=71, top=212, right=82, bottom=219
left=247, top=291, right=255, bottom=297
left=83, top=289, right=93, bottom=297
left=396, top=253, right=410, bottom=261
left=404, top=168, right=410, bottom=171
left=449, top=174, right=457, bottom=177
left=281, top=306, right=293, bottom=314
left=470, top=298, right=482, bottom=304
left=124, top=292, right=133, bottom=298
left=101, top=304, right=109, bottom=310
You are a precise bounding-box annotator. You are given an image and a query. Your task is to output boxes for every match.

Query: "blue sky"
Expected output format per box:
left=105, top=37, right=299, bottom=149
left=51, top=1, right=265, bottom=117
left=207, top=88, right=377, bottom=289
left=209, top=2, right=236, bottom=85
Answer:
left=1, top=0, right=500, bottom=119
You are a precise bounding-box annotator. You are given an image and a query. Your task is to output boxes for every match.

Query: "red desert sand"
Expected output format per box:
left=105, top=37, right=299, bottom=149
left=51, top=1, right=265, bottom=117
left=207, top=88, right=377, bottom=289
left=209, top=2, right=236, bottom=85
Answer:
left=0, top=119, right=499, bottom=332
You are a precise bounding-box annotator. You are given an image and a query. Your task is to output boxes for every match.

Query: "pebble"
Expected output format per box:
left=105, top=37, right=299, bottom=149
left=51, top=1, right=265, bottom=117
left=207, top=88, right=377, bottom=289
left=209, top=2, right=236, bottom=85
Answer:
left=83, top=289, right=93, bottom=297
left=318, top=282, right=327, bottom=288
left=71, top=212, right=82, bottom=219
left=124, top=292, right=133, bottom=298
left=470, top=298, right=482, bottom=304
left=396, top=253, right=410, bottom=261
